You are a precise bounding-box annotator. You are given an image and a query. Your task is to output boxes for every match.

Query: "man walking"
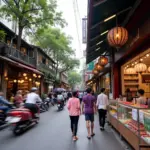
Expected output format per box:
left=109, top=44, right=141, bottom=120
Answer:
left=96, top=88, right=109, bottom=131
left=82, top=88, right=96, bottom=139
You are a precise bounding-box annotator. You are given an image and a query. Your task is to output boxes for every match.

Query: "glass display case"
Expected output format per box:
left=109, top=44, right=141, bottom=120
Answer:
left=109, top=100, right=150, bottom=150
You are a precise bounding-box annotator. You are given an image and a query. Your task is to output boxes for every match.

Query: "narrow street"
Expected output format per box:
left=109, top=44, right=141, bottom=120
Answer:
left=0, top=106, right=124, bottom=150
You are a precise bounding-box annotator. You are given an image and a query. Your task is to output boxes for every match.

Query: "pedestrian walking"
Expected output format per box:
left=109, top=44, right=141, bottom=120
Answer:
left=96, top=88, right=109, bottom=131
left=82, top=88, right=96, bottom=139
left=67, top=91, right=80, bottom=141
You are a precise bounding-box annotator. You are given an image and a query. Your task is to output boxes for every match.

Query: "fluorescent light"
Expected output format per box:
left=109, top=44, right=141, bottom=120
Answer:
left=104, top=14, right=116, bottom=22
left=96, top=47, right=101, bottom=51
left=100, top=30, right=108, bottom=36
left=96, top=40, right=103, bottom=45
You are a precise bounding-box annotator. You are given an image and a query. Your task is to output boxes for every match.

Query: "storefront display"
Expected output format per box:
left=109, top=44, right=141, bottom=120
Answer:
left=121, top=48, right=150, bottom=98
left=5, top=65, right=41, bottom=99
left=109, top=100, right=150, bottom=150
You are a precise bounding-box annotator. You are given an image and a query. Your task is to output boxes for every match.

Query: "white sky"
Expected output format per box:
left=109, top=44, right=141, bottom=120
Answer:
left=57, top=0, right=87, bottom=59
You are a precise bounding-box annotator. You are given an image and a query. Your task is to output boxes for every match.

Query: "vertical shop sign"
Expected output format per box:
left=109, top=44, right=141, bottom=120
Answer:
left=82, top=18, right=87, bottom=43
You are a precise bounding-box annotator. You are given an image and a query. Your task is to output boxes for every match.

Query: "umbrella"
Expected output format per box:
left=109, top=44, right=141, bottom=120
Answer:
left=53, top=88, right=65, bottom=92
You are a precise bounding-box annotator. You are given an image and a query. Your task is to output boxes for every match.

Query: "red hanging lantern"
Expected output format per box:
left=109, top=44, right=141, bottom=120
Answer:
left=98, top=56, right=108, bottom=66
left=107, top=27, right=128, bottom=48
left=92, top=69, right=98, bottom=75
left=95, top=63, right=103, bottom=71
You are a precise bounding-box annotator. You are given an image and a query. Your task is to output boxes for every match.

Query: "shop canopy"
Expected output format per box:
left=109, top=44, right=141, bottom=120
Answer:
left=86, top=0, right=138, bottom=64
left=0, top=56, right=43, bottom=75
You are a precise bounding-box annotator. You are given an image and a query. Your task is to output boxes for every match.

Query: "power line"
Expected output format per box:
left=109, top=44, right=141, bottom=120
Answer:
left=72, top=0, right=82, bottom=52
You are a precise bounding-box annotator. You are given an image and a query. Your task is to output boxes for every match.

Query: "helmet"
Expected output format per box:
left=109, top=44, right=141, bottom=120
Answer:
left=31, top=87, right=38, bottom=92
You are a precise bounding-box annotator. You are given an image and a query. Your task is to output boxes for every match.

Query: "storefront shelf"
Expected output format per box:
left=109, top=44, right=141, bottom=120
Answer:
left=124, top=78, right=139, bottom=80
left=124, top=83, right=139, bottom=86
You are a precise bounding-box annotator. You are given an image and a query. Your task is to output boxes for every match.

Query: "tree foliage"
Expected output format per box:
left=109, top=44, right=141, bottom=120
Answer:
left=68, top=71, right=81, bottom=90
left=0, top=30, right=6, bottom=41
left=31, top=27, right=80, bottom=75
left=0, top=0, right=66, bottom=49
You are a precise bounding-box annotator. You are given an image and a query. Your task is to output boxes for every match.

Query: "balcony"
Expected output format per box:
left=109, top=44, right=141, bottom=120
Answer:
left=0, top=42, right=36, bottom=67
left=37, top=63, right=56, bottom=77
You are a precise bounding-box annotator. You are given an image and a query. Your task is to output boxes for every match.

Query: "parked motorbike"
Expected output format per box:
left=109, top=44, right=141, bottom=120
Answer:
left=5, top=107, right=40, bottom=135
left=43, top=97, right=50, bottom=109
left=37, top=101, right=48, bottom=113
left=57, top=100, right=64, bottom=111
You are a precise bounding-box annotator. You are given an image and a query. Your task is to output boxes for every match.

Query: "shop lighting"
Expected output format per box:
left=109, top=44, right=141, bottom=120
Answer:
left=5, top=77, right=8, bottom=81
left=140, top=58, right=143, bottom=61
left=104, top=14, right=116, bottom=22
left=96, top=41, right=103, bottom=45
left=100, top=30, right=108, bottom=36
left=23, top=73, right=27, bottom=77
left=132, top=64, right=134, bottom=66
left=146, top=54, right=149, bottom=57
left=25, top=77, right=28, bottom=80
left=96, top=47, right=101, bottom=51
left=38, top=75, right=41, bottom=78
left=135, top=62, right=137, bottom=64
left=13, top=80, right=17, bottom=83
left=29, top=78, right=32, bottom=81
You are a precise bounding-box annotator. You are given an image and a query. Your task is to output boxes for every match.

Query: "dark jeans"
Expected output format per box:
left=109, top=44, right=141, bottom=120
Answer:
left=24, top=103, right=38, bottom=114
left=70, top=116, right=79, bottom=136
left=98, top=109, right=107, bottom=128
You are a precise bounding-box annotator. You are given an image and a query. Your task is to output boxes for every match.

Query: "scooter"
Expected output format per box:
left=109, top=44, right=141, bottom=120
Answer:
left=57, top=101, right=64, bottom=111
left=43, top=97, right=50, bottom=109
left=0, top=110, right=6, bottom=126
left=5, top=106, right=39, bottom=135
left=37, top=101, right=48, bottom=113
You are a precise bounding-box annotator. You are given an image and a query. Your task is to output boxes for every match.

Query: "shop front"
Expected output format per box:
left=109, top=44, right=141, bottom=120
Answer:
left=121, top=48, right=150, bottom=98
left=0, top=57, right=43, bottom=99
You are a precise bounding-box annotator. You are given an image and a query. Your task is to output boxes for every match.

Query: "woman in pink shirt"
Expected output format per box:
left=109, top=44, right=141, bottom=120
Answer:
left=67, top=91, right=80, bottom=141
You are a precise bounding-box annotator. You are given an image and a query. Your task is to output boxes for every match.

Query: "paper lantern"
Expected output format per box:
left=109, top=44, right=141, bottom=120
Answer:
left=95, top=63, right=103, bottom=71
left=107, top=27, right=128, bottom=48
left=98, top=56, right=108, bottom=66
left=92, top=69, right=98, bottom=75
left=148, top=66, right=150, bottom=73
left=124, top=67, right=136, bottom=74
left=134, top=63, right=147, bottom=73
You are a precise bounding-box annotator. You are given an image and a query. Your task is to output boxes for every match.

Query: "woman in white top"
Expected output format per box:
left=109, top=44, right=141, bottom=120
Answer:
left=96, top=88, right=109, bottom=130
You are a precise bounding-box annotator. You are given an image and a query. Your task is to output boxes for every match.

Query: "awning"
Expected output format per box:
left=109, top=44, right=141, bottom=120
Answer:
left=86, top=0, right=139, bottom=64
left=0, top=56, right=43, bottom=75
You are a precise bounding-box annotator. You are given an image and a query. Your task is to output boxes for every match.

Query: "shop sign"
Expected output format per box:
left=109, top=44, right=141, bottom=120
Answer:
left=142, top=75, right=150, bottom=83
left=82, top=18, right=87, bottom=44
left=87, top=61, right=94, bottom=70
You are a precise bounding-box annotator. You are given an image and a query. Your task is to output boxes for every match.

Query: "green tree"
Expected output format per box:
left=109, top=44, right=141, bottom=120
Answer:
left=31, top=27, right=80, bottom=76
left=0, top=30, right=6, bottom=41
left=0, top=0, right=66, bottom=49
left=68, top=71, right=81, bottom=90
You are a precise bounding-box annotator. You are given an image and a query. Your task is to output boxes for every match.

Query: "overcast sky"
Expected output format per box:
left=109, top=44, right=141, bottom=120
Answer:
left=57, top=0, right=87, bottom=59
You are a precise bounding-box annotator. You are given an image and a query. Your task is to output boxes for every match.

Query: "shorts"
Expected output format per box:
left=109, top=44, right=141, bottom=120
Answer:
left=85, top=114, right=94, bottom=122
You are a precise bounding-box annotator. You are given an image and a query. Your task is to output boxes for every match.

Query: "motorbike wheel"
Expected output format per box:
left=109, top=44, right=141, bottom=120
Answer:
left=13, top=126, right=23, bottom=135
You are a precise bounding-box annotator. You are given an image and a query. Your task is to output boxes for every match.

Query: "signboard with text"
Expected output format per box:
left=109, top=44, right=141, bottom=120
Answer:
left=82, top=18, right=87, bottom=43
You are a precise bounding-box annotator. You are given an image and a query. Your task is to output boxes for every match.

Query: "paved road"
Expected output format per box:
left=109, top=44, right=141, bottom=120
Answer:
left=0, top=106, right=124, bottom=150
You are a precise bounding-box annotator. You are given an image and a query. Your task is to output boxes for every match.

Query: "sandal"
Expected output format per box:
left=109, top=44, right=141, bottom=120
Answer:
left=87, top=136, right=91, bottom=140
left=91, top=133, right=95, bottom=137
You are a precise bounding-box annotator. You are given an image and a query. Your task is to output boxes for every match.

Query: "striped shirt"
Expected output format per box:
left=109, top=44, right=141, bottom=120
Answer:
left=96, top=93, right=109, bottom=110
left=67, top=97, right=80, bottom=116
